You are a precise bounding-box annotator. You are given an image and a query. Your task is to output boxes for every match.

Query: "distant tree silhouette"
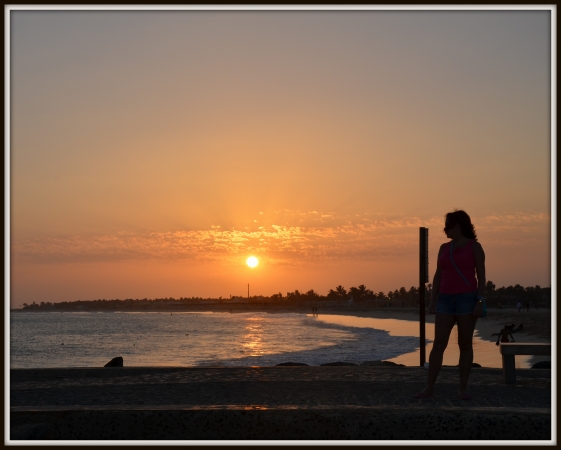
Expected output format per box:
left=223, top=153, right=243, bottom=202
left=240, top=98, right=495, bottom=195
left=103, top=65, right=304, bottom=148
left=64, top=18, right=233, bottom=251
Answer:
left=485, top=280, right=496, bottom=294
left=349, top=285, right=367, bottom=303
left=328, top=285, right=348, bottom=301
left=376, top=291, right=387, bottom=302
left=327, top=289, right=338, bottom=299
left=17, top=281, right=550, bottom=311
left=336, top=285, right=347, bottom=297
left=306, top=289, right=320, bottom=298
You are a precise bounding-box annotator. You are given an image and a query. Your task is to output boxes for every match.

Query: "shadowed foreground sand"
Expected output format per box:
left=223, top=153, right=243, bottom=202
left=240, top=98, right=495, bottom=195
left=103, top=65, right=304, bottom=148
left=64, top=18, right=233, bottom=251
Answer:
left=11, top=365, right=551, bottom=440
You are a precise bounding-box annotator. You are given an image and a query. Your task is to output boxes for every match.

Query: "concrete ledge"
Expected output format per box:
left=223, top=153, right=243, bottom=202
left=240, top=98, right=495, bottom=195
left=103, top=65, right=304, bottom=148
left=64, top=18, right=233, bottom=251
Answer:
left=500, top=343, right=551, bottom=356
left=11, top=407, right=551, bottom=440
left=11, top=367, right=551, bottom=441
left=500, top=344, right=552, bottom=384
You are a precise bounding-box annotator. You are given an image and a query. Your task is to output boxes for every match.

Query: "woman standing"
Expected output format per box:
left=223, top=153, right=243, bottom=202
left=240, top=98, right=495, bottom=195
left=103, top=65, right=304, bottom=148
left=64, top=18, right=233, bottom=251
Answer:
left=415, top=210, right=486, bottom=400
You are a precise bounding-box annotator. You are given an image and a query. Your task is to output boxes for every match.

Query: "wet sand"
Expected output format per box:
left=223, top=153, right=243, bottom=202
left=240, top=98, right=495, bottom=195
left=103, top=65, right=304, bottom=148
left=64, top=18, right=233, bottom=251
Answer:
left=314, top=308, right=551, bottom=369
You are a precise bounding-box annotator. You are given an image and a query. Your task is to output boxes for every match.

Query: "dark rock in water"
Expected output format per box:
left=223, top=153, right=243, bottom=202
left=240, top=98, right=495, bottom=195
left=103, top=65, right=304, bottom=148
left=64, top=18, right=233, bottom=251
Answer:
left=104, top=357, right=123, bottom=367
left=532, top=361, right=551, bottom=369
left=320, top=362, right=358, bottom=366
left=275, top=362, right=309, bottom=366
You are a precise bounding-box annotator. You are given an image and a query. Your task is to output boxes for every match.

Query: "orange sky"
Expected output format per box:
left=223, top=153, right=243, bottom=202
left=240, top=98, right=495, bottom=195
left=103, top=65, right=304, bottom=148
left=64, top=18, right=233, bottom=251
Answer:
left=9, top=9, right=553, bottom=307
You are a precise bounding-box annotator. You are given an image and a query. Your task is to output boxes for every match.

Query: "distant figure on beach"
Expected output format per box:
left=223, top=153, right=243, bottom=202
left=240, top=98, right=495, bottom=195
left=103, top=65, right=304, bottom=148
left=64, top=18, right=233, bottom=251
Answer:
left=526, top=302, right=530, bottom=312
left=517, top=301, right=522, bottom=312
left=416, top=210, right=486, bottom=401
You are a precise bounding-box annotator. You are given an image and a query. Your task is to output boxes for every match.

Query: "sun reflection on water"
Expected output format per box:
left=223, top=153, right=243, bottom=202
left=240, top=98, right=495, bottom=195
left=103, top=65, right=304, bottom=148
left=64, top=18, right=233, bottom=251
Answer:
left=242, top=317, right=264, bottom=356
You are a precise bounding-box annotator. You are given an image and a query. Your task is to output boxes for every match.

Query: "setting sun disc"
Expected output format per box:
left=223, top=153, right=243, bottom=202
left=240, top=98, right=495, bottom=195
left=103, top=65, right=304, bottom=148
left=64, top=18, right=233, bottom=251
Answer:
left=246, top=256, right=259, bottom=268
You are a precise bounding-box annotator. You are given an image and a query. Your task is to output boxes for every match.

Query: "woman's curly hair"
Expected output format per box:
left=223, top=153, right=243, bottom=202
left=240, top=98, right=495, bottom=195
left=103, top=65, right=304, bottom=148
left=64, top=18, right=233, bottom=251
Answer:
left=444, top=210, right=477, bottom=240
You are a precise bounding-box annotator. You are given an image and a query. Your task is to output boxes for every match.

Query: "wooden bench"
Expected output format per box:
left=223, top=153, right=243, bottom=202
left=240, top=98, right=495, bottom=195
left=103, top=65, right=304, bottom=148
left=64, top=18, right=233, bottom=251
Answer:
left=499, top=343, right=551, bottom=384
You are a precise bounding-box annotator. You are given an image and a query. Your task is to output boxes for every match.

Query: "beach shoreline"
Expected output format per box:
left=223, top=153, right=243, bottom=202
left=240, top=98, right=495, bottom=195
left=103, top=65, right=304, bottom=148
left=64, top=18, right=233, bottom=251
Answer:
left=198, top=305, right=551, bottom=342
left=201, top=305, right=552, bottom=368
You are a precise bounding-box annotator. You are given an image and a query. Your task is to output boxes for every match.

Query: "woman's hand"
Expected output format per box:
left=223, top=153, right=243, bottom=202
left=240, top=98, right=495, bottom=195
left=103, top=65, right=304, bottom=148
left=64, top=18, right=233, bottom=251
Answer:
left=428, top=299, right=437, bottom=314
left=473, top=301, right=484, bottom=318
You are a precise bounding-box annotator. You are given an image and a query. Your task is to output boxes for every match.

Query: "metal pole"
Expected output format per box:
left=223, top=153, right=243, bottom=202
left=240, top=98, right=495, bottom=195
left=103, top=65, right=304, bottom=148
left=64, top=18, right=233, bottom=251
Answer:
left=248, top=283, right=249, bottom=299
left=419, top=227, right=428, bottom=366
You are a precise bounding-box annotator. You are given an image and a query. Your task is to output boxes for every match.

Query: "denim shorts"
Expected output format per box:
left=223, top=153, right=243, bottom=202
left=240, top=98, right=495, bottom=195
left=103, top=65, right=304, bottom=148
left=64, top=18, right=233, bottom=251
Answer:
left=435, top=292, right=477, bottom=315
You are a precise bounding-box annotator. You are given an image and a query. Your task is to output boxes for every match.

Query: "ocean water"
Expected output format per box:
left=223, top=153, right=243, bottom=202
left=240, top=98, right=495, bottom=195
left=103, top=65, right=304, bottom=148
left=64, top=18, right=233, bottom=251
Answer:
left=9, top=311, right=423, bottom=369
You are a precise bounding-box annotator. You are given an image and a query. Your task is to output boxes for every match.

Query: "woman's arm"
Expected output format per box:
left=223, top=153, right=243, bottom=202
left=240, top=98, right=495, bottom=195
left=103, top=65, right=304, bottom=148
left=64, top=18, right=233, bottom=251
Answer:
left=431, top=267, right=441, bottom=303
left=428, top=244, right=446, bottom=313
left=473, top=242, right=486, bottom=297
left=432, top=244, right=447, bottom=300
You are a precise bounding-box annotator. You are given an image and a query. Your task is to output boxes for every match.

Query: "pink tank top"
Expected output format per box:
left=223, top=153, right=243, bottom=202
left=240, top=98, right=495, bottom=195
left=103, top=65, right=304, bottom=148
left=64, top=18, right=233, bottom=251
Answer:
left=438, top=240, right=477, bottom=294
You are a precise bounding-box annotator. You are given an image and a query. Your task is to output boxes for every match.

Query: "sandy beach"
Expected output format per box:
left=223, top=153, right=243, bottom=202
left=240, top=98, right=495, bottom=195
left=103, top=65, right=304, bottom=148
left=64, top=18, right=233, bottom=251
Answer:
left=313, top=306, right=552, bottom=341
left=316, top=307, right=552, bottom=368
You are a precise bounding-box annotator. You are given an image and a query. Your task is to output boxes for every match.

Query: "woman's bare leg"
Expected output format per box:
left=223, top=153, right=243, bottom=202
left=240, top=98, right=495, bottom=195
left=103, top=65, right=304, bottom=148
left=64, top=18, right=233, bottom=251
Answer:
left=456, top=313, right=477, bottom=395
left=418, top=313, right=456, bottom=396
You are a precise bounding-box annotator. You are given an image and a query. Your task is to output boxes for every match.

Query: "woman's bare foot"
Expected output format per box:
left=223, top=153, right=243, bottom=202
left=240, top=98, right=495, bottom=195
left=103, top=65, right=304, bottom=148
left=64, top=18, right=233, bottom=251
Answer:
left=414, top=388, right=434, bottom=399
left=458, top=389, right=472, bottom=400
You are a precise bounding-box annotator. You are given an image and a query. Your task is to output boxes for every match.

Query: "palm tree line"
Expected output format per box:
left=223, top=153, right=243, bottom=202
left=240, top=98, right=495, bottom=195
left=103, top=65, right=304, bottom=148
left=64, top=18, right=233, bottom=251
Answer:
left=19, top=281, right=550, bottom=310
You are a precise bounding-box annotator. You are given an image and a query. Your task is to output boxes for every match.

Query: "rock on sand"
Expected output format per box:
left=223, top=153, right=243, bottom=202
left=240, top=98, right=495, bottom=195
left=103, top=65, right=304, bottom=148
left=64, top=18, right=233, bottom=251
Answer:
left=320, top=362, right=358, bottom=366
left=275, top=362, right=309, bottom=366
left=360, top=360, right=405, bottom=367
left=104, top=357, right=124, bottom=367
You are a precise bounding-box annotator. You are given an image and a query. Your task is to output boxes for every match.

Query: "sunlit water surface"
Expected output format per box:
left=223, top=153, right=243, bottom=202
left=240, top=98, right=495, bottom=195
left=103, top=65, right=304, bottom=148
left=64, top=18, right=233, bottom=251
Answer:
left=10, top=311, right=528, bottom=369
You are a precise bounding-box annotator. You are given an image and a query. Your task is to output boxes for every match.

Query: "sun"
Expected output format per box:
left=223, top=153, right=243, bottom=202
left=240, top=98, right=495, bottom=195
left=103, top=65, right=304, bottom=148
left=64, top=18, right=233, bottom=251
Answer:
left=246, top=256, right=259, bottom=268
